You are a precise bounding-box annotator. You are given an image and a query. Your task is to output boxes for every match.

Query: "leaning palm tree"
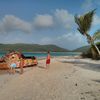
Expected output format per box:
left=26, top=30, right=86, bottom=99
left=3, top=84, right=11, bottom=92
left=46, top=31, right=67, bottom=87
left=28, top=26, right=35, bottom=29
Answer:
left=93, top=30, right=100, bottom=42
left=74, top=9, right=100, bottom=58
left=92, top=30, right=100, bottom=52
left=90, top=30, right=100, bottom=58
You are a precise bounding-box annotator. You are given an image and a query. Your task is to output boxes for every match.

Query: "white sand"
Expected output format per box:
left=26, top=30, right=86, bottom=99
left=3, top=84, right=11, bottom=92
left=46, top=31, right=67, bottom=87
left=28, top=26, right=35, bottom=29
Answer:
left=0, top=57, right=100, bottom=100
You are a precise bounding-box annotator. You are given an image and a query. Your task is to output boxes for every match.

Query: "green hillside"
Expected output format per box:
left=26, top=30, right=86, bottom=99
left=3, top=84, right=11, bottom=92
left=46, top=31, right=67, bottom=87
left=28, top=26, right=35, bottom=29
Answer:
left=73, top=45, right=90, bottom=52
left=74, top=42, right=100, bottom=53
left=0, top=43, right=69, bottom=52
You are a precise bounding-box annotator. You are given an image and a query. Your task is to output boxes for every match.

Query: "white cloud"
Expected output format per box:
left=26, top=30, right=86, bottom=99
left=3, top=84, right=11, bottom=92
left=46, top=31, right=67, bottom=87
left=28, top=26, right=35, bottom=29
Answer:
left=0, top=15, right=32, bottom=33
left=93, top=15, right=100, bottom=26
left=0, top=9, right=74, bottom=33
left=39, top=32, right=87, bottom=50
left=81, top=0, right=100, bottom=11
left=56, top=32, right=87, bottom=49
left=33, top=14, right=54, bottom=28
left=54, top=9, right=74, bottom=30
left=81, top=0, right=93, bottom=11
left=39, top=37, right=53, bottom=44
left=33, top=9, right=74, bottom=30
left=0, top=10, right=87, bottom=50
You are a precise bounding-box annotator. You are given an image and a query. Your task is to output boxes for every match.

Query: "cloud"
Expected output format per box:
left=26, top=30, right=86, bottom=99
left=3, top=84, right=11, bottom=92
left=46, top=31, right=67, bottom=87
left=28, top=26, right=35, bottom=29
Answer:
left=81, top=0, right=100, bottom=11
left=81, top=0, right=93, bottom=11
left=54, top=9, right=74, bottom=30
left=33, top=14, right=54, bottom=29
left=93, top=15, right=100, bottom=26
left=39, top=37, right=53, bottom=44
left=56, top=32, right=87, bottom=50
left=0, top=15, right=32, bottom=33
left=33, top=9, right=74, bottom=30
left=0, top=9, right=86, bottom=50
left=39, top=32, right=87, bottom=50
left=0, top=9, right=74, bottom=33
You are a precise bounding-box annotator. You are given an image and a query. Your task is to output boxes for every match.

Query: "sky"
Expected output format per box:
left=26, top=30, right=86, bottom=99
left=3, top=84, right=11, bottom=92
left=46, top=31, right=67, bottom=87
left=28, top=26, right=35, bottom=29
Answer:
left=0, top=0, right=100, bottom=50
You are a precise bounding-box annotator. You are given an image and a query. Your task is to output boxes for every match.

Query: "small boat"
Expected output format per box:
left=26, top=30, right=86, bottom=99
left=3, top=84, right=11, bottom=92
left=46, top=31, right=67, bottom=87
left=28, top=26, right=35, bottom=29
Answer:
left=0, top=51, right=38, bottom=70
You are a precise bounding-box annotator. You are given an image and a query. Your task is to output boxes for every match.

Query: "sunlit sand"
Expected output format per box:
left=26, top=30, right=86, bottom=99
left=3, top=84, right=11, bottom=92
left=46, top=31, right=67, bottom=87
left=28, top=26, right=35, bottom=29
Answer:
left=0, top=56, right=100, bottom=100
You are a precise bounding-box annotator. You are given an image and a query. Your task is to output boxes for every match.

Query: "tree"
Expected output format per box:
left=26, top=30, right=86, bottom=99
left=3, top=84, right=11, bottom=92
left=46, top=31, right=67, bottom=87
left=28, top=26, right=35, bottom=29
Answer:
left=74, top=9, right=100, bottom=58
left=92, top=30, right=100, bottom=56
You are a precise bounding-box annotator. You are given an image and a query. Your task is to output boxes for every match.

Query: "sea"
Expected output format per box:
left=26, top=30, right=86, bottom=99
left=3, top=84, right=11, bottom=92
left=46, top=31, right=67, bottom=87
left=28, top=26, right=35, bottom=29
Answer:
left=0, top=52, right=81, bottom=58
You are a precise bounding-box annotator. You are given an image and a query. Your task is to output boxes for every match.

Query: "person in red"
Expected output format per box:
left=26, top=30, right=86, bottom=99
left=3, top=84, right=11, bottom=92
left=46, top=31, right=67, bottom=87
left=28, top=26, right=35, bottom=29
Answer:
left=46, top=51, right=51, bottom=68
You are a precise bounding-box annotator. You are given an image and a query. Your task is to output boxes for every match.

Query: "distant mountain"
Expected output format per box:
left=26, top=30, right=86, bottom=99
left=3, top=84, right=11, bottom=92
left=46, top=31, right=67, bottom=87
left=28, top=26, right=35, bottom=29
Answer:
left=0, top=43, right=69, bottom=52
left=73, top=42, right=100, bottom=52
left=73, top=45, right=90, bottom=52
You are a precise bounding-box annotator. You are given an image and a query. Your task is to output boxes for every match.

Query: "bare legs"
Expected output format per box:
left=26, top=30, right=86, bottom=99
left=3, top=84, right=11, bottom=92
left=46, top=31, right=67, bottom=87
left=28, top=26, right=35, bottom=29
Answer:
left=9, top=67, right=16, bottom=74
left=46, top=64, right=50, bottom=69
left=20, top=66, right=23, bottom=74
left=20, top=59, right=24, bottom=74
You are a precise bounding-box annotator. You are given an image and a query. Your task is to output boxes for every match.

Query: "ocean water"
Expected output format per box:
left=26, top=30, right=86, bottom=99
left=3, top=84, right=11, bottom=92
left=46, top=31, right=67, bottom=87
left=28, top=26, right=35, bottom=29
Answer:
left=0, top=52, right=81, bottom=58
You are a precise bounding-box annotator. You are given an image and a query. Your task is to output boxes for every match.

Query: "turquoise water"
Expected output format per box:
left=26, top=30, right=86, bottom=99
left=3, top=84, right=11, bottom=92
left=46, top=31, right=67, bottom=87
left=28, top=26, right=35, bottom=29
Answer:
left=0, top=52, right=81, bottom=58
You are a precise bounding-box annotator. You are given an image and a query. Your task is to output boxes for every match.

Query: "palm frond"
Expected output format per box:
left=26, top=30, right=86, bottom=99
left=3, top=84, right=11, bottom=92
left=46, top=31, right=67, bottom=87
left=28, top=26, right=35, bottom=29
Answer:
left=75, top=15, right=85, bottom=35
left=74, top=9, right=95, bottom=35
left=93, top=30, right=100, bottom=40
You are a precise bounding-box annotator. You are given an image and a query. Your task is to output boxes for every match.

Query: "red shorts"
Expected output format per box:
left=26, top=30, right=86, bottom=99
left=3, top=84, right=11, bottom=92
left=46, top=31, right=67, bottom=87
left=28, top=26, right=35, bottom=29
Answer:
left=46, top=59, right=50, bottom=64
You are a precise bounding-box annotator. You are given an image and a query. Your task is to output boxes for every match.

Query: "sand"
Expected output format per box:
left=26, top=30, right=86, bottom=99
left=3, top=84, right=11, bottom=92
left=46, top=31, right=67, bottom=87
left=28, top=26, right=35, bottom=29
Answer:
left=0, top=57, right=100, bottom=100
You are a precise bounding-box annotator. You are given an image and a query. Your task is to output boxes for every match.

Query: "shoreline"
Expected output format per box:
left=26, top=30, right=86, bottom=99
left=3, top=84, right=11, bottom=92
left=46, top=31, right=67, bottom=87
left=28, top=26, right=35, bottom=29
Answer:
left=0, top=51, right=82, bottom=58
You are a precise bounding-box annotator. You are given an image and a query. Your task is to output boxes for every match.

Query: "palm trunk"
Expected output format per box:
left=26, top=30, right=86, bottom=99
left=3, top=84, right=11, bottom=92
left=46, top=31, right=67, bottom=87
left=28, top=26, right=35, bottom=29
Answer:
left=91, top=46, right=97, bottom=59
left=85, top=33, right=100, bottom=58
left=93, top=43, right=100, bottom=56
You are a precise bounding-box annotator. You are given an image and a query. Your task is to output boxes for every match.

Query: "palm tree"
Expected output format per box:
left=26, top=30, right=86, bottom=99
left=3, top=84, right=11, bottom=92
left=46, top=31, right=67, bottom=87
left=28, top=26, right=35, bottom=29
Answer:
left=74, top=9, right=100, bottom=58
left=92, top=30, right=100, bottom=54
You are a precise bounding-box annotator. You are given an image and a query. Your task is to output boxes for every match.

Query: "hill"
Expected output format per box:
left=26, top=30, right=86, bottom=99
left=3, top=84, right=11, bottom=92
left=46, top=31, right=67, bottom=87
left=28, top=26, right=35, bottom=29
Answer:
left=73, top=45, right=90, bottom=52
left=0, top=43, right=69, bottom=52
left=74, top=42, right=100, bottom=52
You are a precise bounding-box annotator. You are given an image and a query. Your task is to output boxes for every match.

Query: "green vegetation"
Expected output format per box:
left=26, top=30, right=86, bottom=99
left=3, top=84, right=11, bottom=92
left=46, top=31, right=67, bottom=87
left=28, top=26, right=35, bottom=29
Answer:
left=73, top=42, right=100, bottom=59
left=0, top=43, right=69, bottom=52
left=81, top=42, right=100, bottom=59
left=73, top=45, right=90, bottom=52
left=75, top=9, right=100, bottom=59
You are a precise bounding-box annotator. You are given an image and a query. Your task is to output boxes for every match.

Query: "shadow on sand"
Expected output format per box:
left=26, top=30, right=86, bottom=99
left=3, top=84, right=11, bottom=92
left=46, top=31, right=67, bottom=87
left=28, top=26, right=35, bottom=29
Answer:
left=61, top=60, right=100, bottom=72
left=92, top=80, right=100, bottom=83
left=37, top=65, right=46, bottom=69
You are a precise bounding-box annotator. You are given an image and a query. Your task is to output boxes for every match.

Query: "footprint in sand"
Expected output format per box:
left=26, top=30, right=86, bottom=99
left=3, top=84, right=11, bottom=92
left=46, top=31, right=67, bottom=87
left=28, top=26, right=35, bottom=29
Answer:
left=80, top=91, right=99, bottom=100
left=87, top=83, right=91, bottom=86
left=65, top=76, right=68, bottom=79
left=80, top=97, right=85, bottom=100
left=64, top=75, right=68, bottom=79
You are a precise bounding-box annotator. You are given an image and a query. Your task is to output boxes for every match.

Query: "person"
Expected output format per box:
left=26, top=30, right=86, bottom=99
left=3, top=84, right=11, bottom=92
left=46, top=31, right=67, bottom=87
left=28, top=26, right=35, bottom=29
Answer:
left=46, top=51, right=51, bottom=68
left=10, top=62, right=16, bottom=74
left=9, top=56, right=17, bottom=74
left=19, top=58, right=24, bottom=74
left=33, top=57, right=38, bottom=66
left=17, top=52, right=24, bottom=74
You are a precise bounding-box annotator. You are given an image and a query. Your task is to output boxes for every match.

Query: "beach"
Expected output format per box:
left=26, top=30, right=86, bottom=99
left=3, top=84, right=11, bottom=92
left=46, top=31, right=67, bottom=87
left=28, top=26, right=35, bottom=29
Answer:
left=0, top=56, right=100, bottom=100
